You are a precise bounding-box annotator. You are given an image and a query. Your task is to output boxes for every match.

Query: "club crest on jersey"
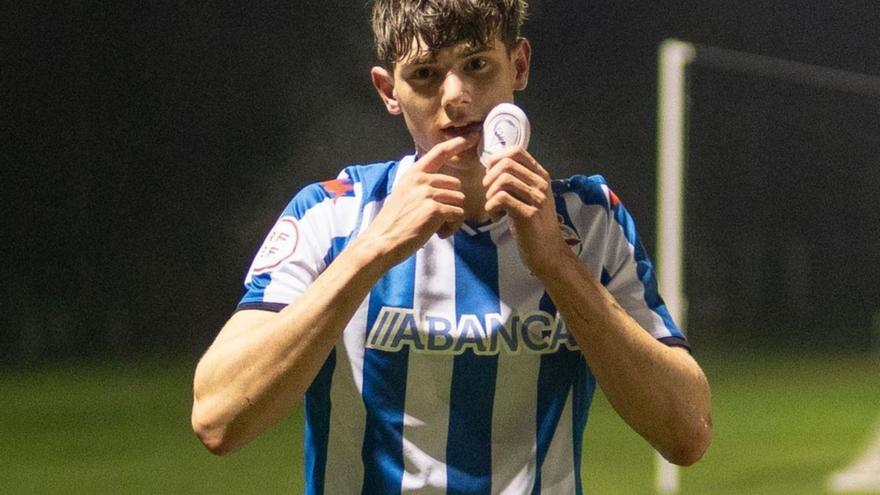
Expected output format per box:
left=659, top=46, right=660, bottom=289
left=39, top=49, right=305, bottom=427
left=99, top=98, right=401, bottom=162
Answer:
left=558, top=214, right=583, bottom=255
left=251, top=216, right=299, bottom=274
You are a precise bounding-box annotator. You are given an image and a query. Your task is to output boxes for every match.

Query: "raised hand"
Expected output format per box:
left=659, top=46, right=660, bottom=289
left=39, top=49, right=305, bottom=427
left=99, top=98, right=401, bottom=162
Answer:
left=482, top=145, right=569, bottom=275
left=363, top=133, right=478, bottom=267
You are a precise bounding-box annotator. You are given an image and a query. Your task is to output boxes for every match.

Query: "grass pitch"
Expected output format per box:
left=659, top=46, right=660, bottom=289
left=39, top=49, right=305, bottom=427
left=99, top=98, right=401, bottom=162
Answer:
left=1, top=352, right=877, bottom=494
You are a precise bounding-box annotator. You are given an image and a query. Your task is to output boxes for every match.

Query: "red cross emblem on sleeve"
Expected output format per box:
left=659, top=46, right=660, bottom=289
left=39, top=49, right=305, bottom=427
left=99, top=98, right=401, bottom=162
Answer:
left=320, top=179, right=354, bottom=201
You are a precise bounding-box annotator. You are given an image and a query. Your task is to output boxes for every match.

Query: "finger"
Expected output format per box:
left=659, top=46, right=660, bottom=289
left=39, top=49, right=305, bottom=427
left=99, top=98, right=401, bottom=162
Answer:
left=485, top=191, right=539, bottom=220
left=428, top=174, right=462, bottom=192
left=482, top=156, right=545, bottom=190
left=483, top=145, right=550, bottom=181
left=486, top=172, right=545, bottom=207
left=427, top=187, right=466, bottom=207
left=414, top=132, right=480, bottom=173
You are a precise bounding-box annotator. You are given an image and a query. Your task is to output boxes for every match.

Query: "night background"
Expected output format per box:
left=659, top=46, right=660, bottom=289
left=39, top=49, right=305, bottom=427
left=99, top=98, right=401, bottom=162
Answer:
left=8, top=0, right=878, bottom=364
left=2, top=1, right=880, bottom=352
left=4, top=1, right=880, bottom=493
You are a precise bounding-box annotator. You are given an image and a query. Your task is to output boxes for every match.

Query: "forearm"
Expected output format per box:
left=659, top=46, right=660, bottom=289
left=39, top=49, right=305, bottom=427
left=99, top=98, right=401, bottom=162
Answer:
left=537, top=249, right=712, bottom=465
left=192, top=234, right=390, bottom=455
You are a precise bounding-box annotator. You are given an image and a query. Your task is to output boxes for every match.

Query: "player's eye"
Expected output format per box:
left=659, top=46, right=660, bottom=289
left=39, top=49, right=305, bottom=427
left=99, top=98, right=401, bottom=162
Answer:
left=466, top=57, right=488, bottom=72
left=410, top=67, right=436, bottom=81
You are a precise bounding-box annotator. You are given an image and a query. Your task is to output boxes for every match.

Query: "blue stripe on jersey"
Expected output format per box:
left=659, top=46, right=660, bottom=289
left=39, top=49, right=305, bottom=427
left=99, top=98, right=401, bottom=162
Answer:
left=572, top=361, right=596, bottom=495
left=341, top=161, right=399, bottom=202
left=531, top=292, right=590, bottom=494
left=554, top=174, right=610, bottom=209
left=241, top=271, right=274, bottom=307
left=361, top=254, right=417, bottom=495
left=341, top=160, right=400, bottom=239
left=446, top=230, right=500, bottom=495
left=532, top=292, right=559, bottom=494
left=304, top=348, right=336, bottom=495
left=322, top=236, right=351, bottom=266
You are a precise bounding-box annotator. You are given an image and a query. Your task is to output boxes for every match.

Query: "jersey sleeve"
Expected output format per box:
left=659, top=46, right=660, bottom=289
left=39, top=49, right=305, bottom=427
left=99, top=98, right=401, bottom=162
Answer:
left=237, top=173, right=361, bottom=312
left=564, top=175, right=689, bottom=350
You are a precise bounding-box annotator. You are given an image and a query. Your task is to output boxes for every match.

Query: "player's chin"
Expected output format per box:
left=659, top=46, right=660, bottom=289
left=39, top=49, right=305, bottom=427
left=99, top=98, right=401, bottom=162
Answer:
left=443, top=145, right=481, bottom=169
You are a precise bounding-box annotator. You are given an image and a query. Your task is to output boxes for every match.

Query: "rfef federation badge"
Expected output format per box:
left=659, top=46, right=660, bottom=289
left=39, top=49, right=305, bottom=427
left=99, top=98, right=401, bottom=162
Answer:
left=252, top=216, right=300, bottom=274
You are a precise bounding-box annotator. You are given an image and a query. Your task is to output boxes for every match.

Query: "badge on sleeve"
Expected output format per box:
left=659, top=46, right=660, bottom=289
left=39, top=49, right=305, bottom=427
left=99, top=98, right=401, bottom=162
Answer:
left=557, top=214, right=583, bottom=256
left=252, top=216, right=300, bottom=274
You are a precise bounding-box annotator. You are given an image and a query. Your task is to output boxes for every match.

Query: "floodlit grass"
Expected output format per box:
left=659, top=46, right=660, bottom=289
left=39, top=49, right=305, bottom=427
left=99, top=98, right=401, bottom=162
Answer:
left=0, top=359, right=302, bottom=494
left=583, top=352, right=880, bottom=494
left=1, top=352, right=877, bottom=494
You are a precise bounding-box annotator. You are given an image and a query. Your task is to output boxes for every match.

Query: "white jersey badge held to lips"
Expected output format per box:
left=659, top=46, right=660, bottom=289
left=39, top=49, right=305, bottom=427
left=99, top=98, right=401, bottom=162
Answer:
left=478, top=103, right=530, bottom=165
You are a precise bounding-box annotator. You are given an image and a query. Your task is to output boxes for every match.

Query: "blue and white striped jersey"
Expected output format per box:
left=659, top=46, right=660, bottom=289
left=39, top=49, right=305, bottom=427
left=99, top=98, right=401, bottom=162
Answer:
left=238, top=154, right=687, bottom=494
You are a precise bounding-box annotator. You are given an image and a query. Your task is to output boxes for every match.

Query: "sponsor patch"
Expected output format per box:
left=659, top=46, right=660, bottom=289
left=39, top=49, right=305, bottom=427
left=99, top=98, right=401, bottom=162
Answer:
left=366, top=306, right=580, bottom=355
left=252, top=216, right=300, bottom=273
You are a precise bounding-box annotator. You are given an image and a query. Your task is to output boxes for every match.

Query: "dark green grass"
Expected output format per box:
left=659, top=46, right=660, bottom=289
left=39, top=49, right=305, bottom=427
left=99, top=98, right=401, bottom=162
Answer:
left=583, top=352, right=880, bottom=494
left=1, top=352, right=877, bottom=493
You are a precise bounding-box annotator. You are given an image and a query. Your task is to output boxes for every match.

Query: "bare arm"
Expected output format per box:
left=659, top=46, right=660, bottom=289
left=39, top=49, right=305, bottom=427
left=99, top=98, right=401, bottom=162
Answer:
left=191, top=238, right=387, bottom=455
left=191, top=134, right=478, bottom=455
left=483, top=146, right=712, bottom=465
left=533, top=252, right=711, bottom=465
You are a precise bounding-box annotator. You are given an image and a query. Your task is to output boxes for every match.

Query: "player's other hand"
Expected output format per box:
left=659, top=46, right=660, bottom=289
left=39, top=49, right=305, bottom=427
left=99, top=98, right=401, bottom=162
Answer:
left=482, top=146, right=570, bottom=275
left=363, top=133, right=478, bottom=267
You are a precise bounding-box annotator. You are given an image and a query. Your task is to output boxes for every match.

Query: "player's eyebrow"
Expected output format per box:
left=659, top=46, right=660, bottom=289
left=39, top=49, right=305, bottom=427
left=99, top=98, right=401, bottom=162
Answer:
left=459, top=45, right=491, bottom=57
left=407, top=51, right=437, bottom=65
left=404, top=44, right=492, bottom=66
left=452, top=44, right=493, bottom=61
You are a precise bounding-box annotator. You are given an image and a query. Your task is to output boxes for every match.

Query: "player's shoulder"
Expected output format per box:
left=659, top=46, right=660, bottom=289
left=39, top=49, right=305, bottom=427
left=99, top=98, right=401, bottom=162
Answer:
left=284, top=158, right=405, bottom=218
left=551, top=173, right=619, bottom=212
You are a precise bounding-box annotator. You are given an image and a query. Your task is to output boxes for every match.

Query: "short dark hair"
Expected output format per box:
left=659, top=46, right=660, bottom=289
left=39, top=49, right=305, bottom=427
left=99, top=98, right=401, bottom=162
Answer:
left=371, top=0, right=528, bottom=67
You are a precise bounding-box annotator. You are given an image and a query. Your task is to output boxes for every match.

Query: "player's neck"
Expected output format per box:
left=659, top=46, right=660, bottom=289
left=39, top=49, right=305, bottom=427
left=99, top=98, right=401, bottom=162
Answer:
left=440, top=159, right=491, bottom=224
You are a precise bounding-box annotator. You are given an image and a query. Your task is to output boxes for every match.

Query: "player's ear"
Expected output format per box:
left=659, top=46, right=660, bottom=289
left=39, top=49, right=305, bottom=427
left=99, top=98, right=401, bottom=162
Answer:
left=371, top=66, right=401, bottom=115
left=511, top=37, right=531, bottom=91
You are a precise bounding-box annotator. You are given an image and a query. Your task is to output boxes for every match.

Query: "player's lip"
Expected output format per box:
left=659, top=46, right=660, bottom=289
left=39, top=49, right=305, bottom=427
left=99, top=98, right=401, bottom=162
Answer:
left=440, top=121, right=483, bottom=139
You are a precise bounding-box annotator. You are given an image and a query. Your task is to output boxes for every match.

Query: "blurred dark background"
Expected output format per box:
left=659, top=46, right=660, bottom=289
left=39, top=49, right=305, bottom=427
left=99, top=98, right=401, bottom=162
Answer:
left=5, top=1, right=879, bottom=364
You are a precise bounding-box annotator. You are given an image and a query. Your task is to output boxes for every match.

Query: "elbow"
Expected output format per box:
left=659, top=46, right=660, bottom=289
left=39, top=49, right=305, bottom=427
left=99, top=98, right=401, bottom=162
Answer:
left=662, top=413, right=713, bottom=466
left=191, top=399, right=237, bottom=456
left=663, top=356, right=713, bottom=466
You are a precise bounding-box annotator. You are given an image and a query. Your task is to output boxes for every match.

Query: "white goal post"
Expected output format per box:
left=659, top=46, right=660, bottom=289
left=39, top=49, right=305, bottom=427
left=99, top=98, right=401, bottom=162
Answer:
left=653, top=38, right=880, bottom=494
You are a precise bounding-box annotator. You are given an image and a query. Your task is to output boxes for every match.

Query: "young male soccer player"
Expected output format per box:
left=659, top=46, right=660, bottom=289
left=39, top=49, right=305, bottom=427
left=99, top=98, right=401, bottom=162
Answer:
left=191, top=1, right=712, bottom=492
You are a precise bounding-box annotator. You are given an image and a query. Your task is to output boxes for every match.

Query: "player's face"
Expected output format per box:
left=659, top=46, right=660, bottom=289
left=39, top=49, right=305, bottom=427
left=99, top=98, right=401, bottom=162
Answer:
left=372, top=36, right=531, bottom=170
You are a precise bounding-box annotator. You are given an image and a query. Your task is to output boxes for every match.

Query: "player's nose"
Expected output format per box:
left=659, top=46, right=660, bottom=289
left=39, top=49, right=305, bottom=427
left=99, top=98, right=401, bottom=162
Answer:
left=440, top=70, right=472, bottom=112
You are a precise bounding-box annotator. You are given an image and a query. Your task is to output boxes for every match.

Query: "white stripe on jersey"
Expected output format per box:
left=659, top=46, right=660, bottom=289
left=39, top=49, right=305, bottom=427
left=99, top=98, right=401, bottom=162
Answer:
left=323, top=297, right=370, bottom=493
left=400, top=234, right=456, bottom=493
left=540, top=390, right=576, bottom=493
left=322, top=185, right=376, bottom=494
left=490, top=223, right=542, bottom=494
